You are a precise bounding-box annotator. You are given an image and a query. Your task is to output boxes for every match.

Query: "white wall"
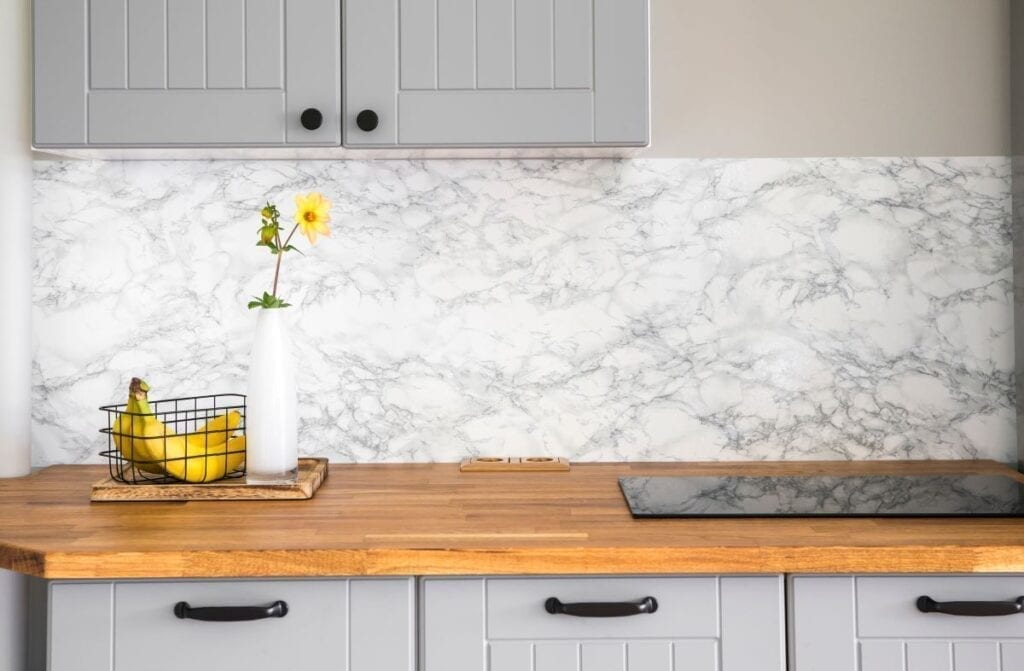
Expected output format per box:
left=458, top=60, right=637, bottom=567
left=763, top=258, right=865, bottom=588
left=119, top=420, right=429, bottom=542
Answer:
left=0, top=0, right=33, bottom=665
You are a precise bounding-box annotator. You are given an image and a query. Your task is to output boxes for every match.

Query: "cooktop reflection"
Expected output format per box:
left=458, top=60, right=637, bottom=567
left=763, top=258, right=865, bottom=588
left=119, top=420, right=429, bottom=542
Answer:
left=618, top=474, right=1024, bottom=518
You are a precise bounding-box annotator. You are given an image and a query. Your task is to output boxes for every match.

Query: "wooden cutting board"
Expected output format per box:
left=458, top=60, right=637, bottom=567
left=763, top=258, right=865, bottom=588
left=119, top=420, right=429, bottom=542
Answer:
left=90, top=458, right=327, bottom=501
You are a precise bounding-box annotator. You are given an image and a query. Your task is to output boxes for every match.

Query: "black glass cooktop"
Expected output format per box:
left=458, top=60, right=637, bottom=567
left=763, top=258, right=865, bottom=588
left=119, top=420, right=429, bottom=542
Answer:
left=619, top=474, right=1024, bottom=518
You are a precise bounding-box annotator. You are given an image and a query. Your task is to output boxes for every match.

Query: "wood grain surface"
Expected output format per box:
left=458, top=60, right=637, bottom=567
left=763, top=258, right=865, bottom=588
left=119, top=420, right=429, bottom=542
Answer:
left=2, top=460, right=1024, bottom=579
left=90, top=458, right=328, bottom=501
left=459, top=457, right=571, bottom=472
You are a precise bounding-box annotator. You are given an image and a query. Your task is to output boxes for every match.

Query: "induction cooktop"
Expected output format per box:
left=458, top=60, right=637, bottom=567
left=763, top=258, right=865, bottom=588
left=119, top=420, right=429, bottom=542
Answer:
left=618, top=473, right=1024, bottom=518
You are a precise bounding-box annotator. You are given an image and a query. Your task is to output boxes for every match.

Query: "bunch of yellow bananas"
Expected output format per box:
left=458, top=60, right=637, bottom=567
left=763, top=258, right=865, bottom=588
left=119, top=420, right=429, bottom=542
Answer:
left=112, top=378, right=246, bottom=483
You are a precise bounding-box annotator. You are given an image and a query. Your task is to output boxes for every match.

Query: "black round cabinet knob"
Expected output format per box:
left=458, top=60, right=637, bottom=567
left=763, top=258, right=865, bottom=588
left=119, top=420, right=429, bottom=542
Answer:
left=300, top=108, right=323, bottom=131
left=356, top=109, right=379, bottom=132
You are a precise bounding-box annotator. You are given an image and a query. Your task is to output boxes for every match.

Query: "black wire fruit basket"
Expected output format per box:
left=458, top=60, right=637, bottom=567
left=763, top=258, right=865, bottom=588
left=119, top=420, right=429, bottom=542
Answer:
left=99, top=393, right=247, bottom=485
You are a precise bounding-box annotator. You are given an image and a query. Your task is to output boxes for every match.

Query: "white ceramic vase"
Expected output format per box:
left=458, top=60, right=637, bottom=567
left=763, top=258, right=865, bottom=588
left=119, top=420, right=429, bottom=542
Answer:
left=245, top=308, right=298, bottom=484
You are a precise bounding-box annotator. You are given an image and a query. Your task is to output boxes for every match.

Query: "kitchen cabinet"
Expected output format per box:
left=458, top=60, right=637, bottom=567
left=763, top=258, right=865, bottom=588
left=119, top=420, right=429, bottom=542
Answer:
left=422, top=576, right=786, bottom=671
left=344, top=0, right=649, bottom=147
left=33, top=0, right=339, bottom=147
left=37, top=578, right=415, bottom=671
left=33, top=0, right=649, bottom=149
left=791, top=576, right=1024, bottom=671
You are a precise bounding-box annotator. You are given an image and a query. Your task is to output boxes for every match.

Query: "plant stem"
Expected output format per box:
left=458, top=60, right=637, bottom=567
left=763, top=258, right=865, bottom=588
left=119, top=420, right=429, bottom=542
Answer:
left=270, top=223, right=299, bottom=298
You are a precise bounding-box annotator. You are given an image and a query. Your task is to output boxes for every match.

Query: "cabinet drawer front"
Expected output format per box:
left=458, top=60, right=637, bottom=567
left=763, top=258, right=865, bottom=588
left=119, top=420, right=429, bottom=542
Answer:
left=114, top=580, right=346, bottom=670
left=487, top=577, right=718, bottom=640
left=424, top=576, right=783, bottom=671
left=48, top=579, right=414, bottom=671
left=858, top=577, right=1024, bottom=639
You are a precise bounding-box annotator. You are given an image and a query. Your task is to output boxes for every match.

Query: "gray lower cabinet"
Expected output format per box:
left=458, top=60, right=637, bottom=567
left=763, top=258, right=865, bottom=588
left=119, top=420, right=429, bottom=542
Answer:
left=421, top=576, right=786, bottom=671
left=40, top=578, right=415, bottom=671
left=791, top=576, right=1024, bottom=671
left=33, top=0, right=340, bottom=147
left=344, top=0, right=650, bottom=148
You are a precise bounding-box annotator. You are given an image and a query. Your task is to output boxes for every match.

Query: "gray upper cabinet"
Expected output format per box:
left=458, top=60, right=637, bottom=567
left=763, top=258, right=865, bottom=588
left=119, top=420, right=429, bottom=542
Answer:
left=344, top=0, right=650, bottom=147
left=33, top=0, right=340, bottom=147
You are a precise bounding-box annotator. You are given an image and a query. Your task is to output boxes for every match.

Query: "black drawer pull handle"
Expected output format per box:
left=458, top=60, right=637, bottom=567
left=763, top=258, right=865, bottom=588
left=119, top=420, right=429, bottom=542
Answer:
left=916, top=596, right=1024, bottom=617
left=173, top=600, right=288, bottom=622
left=544, top=596, right=658, bottom=618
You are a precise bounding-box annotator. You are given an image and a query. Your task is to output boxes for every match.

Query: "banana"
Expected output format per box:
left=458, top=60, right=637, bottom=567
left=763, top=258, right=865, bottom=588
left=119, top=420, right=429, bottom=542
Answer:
left=192, top=435, right=247, bottom=483
left=121, top=378, right=246, bottom=483
left=194, top=410, right=242, bottom=444
left=112, top=394, right=145, bottom=462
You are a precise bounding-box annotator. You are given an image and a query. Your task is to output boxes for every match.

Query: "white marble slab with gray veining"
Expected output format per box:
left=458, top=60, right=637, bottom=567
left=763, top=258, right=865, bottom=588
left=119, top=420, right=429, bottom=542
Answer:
left=32, top=157, right=1014, bottom=465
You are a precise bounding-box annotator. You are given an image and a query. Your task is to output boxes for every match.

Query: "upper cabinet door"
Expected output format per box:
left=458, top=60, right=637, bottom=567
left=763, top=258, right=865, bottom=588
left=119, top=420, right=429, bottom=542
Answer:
left=344, top=0, right=650, bottom=147
left=33, top=0, right=340, bottom=147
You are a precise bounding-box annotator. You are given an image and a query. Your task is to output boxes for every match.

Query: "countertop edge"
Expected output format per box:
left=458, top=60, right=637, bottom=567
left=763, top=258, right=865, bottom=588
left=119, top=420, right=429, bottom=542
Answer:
left=10, top=546, right=1024, bottom=580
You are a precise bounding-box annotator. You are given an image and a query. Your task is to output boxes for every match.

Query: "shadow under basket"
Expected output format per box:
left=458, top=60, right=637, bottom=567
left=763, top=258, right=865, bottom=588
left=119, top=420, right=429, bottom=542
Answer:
left=99, top=393, right=247, bottom=485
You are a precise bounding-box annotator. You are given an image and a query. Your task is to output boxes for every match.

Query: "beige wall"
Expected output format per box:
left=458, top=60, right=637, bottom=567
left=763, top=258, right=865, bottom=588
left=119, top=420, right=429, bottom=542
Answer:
left=1013, top=0, right=1024, bottom=154
left=647, top=0, right=1011, bottom=158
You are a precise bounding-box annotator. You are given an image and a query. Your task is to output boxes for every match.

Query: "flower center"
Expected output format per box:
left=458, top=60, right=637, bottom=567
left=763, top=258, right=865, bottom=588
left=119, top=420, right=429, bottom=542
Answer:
left=303, top=211, right=317, bottom=223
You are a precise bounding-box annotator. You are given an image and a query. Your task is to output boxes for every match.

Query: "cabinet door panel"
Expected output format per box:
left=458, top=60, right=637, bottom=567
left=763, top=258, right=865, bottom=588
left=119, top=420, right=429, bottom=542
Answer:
left=438, top=0, right=476, bottom=89
left=476, top=0, right=515, bottom=89
left=283, top=0, right=340, bottom=144
left=954, top=642, right=1000, bottom=671
left=167, top=0, right=206, bottom=89
left=906, top=641, right=951, bottom=671
left=35, top=0, right=337, bottom=146
left=127, top=0, right=166, bottom=89
left=398, top=91, right=593, bottom=145
left=514, top=0, right=553, bottom=89
left=721, top=576, right=786, bottom=671
left=90, top=0, right=127, bottom=89
left=350, top=578, right=417, bottom=671
left=424, top=579, right=487, bottom=671
left=594, top=0, right=649, bottom=143
left=1003, top=643, right=1024, bottom=668
left=791, top=577, right=857, bottom=671
left=859, top=641, right=903, bottom=671
left=674, top=640, right=719, bottom=671
left=206, top=0, right=247, bottom=88
left=345, top=0, right=648, bottom=146
left=34, top=0, right=88, bottom=144
left=344, top=0, right=399, bottom=145
left=245, top=0, right=285, bottom=89
left=627, top=642, right=673, bottom=671
left=489, top=642, right=532, bottom=671
left=554, top=0, right=593, bottom=89
left=49, top=583, right=113, bottom=671
left=88, top=91, right=285, bottom=144
left=536, top=642, right=580, bottom=671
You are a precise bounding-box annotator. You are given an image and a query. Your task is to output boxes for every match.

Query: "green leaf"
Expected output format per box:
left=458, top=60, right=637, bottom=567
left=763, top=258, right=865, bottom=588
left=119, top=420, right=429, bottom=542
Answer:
left=247, top=292, right=291, bottom=310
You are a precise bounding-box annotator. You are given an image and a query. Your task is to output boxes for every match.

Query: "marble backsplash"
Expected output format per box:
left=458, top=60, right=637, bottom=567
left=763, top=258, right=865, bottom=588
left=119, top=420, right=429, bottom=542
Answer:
left=32, top=157, right=1014, bottom=465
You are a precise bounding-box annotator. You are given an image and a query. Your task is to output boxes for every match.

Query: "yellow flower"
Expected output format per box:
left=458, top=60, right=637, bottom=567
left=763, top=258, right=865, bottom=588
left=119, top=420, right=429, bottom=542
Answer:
left=294, top=192, right=332, bottom=245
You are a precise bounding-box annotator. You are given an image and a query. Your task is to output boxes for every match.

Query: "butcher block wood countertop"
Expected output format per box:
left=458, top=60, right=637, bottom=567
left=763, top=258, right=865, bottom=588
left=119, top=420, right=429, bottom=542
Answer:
left=2, top=460, right=1024, bottom=579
